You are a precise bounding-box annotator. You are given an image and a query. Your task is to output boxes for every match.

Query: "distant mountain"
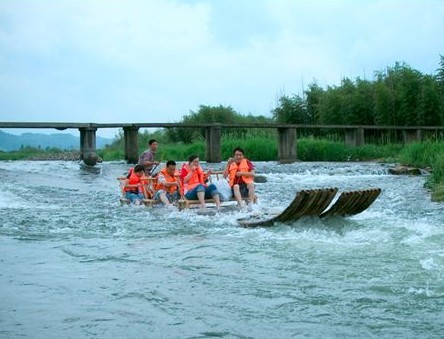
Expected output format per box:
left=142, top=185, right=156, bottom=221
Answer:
left=0, top=130, right=114, bottom=151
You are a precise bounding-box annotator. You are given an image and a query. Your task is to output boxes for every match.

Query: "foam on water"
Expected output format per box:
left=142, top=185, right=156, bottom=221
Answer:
left=1, top=160, right=444, bottom=338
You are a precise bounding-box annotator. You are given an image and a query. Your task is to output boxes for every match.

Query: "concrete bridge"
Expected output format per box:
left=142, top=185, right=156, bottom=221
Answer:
left=1, top=122, right=443, bottom=166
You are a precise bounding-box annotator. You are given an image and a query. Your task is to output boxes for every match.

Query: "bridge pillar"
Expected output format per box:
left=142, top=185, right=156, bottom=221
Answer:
left=205, top=124, right=222, bottom=163
left=79, top=127, right=98, bottom=166
left=345, top=128, right=364, bottom=147
left=123, top=126, right=139, bottom=164
left=277, top=127, right=297, bottom=163
left=403, top=129, right=423, bottom=144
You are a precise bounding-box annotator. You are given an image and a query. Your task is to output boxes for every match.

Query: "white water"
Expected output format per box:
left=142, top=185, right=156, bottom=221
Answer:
left=0, top=161, right=443, bottom=338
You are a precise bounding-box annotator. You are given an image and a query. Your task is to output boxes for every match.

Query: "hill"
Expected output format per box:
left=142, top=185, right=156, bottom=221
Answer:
left=0, top=130, right=114, bottom=151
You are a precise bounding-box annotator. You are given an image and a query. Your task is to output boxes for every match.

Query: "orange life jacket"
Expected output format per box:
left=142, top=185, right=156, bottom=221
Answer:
left=155, top=168, right=179, bottom=194
left=181, top=164, right=205, bottom=194
left=124, top=168, right=144, bottom=193
left=228, top=158, right=254, bottom=187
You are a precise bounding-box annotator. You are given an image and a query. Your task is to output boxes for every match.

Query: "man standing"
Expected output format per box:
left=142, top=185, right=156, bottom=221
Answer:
left=138, top=139, right=160, bottom=176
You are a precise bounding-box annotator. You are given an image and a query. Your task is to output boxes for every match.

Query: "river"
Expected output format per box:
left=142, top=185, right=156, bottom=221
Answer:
left=0, top=160, right=443, bottom=338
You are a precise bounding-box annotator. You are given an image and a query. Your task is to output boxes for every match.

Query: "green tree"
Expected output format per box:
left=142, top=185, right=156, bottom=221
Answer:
left=304, top=82, right=324, bottom=125
left=271, top=94, right=307, bottom=124
left=166, top=105, right=271, bottom=143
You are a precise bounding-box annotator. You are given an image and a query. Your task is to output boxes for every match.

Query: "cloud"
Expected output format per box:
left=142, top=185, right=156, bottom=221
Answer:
left=1, top=0, right=443, bottom=137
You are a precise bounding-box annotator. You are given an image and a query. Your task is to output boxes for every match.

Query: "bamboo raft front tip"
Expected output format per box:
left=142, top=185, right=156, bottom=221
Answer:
left=237, top=188, right=382, bottom=227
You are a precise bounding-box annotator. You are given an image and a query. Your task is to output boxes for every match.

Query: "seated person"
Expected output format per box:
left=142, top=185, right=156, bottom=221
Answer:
left=123, top=164, right=147, bottom=205
left=223, top=147, right=256, bottom=208
left=180, top=154, right=221, bottom=210
left=154, top=160, right=180, bottom=206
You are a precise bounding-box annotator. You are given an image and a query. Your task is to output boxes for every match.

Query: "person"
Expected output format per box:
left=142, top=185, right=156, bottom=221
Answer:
left=180, top=154, right=221, bottom=211
left=123, top=164, right=148, bottom=205
left=154, top=160, right=180, bottom=206
left=138, top=139, right=160, bottom=177
left=223, top=147, right=256, bottom=208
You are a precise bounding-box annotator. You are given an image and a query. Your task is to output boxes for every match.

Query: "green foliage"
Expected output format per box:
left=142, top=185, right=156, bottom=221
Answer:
left=222, top=134, right=277, bottom=161
left=297, top=138, right=403, bottom=162
left=397, top=141, right=444, bottom=201
left=98, top=148, right=124, bottom=161
left=273, top=57, right=444, bottom=133
left=272, top=94, right=307, bottom=124
left=398, top=141, right=443, bottom=168
left=166, top=105, right=273, bottom=143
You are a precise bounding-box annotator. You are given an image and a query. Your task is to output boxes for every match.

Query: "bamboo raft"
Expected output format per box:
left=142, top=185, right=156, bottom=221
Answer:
left=237, top=188, right=382, bottom=227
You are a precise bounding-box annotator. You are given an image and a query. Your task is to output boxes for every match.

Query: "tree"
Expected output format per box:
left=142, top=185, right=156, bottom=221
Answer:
left=166, top=105, right=271, bottom=143
left=271, top=94, right=307, bottom=124
left=304, top=82, right=324, bottom=125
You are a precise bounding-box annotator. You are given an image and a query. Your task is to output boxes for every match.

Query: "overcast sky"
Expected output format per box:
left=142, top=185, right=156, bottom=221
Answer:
left=1, top=0, right=443, bottom=138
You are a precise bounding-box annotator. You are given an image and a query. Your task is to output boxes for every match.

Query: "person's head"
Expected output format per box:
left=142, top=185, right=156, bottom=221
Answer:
left=233, top=147, right=245, bottom=163
left=187, top=154, right=199, bottom=166
left=166, top=160, right=176, bottom=175
left=149, top=139, right=158, bottom=152
left=133, top=164, right=145, bottom=177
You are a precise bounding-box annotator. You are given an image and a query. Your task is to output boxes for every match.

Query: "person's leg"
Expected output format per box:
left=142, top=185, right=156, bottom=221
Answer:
left=185, top=185, right=206, bottom=209
left=167, top=191, right=180, bottom=204
left=125, top=191, right=132, bottom=202
left=206, top=184, right=221, bottom=210
left=232, top=184, right=244, bottom=207
left=154, top=190, right=170, bottom=206
left=126, top=191, right=136, bottom=204
left=247, top=183, right=256, bottom=203
left=196, top=184, right=206, bottom=208
left=135, top=192, right=145, bottom=205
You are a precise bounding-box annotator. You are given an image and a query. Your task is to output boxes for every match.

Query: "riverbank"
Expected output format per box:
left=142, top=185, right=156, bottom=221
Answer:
left=26, top=151, right=81, bottom=161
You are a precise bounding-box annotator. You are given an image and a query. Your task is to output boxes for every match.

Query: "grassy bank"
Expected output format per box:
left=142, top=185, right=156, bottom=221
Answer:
left=397, top=141, right=444, bottom=201
left=0, top=147, right=79, bottom=160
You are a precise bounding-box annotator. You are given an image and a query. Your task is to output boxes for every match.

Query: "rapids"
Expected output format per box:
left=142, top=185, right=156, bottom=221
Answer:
left=0, top=160, right=443, bottom=338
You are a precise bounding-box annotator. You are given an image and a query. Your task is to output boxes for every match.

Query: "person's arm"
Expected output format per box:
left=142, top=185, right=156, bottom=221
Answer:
left=123, top=179, right=142, bottom=189
left=181, top=165, right=193, bottom=184
left=163, top=174, right=179, bottom=188
left=236, top=160, right=255, bottom=177
left=223, top=158, right=235, bottom=178
left=236, top=171, right=254, bottom=177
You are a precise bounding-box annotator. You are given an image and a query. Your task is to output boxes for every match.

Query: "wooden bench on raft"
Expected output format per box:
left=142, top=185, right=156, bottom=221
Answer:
left=237, top=188, right=382, bottom=227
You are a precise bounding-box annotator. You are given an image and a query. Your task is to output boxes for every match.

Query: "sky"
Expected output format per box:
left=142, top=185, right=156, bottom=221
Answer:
left=1, top=0, right=444, bottom=138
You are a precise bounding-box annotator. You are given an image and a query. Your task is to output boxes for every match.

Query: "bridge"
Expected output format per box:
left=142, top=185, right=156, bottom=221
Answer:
left=1, top=122, right=443, bottom=166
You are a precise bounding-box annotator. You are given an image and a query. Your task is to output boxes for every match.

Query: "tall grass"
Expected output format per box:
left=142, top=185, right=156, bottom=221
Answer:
left=398, top=141, right=444, bottom=201
left=297, top=138, right=402, bottom=162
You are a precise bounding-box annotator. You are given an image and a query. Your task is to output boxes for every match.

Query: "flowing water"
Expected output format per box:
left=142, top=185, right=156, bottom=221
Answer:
left=0, top=160, right=443, bottom=338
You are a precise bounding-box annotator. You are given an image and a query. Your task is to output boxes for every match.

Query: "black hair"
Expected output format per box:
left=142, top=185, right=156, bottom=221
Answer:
left=134, top=164, right=145, bottom=173
left=188, top=154, right=199, bottom=163
left=149, top=139, right=157, bottom=145
left=233, top=147, right=245, bottom=155
left=166, top=160, right=176, bottom=167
